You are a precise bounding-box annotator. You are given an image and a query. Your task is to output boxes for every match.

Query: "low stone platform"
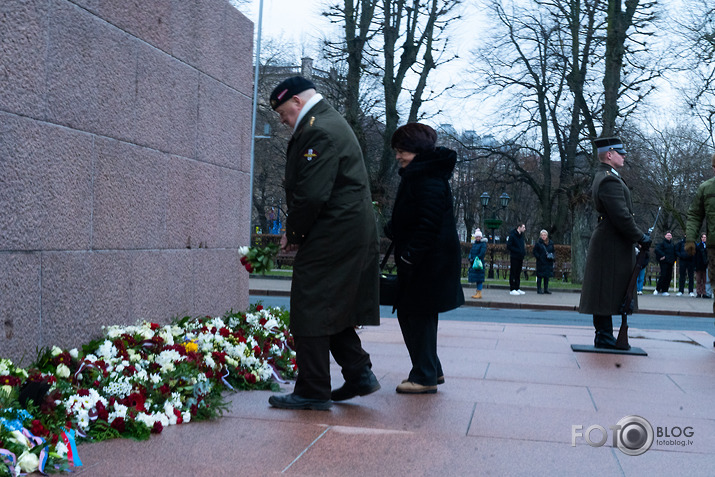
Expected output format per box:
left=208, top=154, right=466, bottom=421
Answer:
left=76, top=319, right=715, bottom=476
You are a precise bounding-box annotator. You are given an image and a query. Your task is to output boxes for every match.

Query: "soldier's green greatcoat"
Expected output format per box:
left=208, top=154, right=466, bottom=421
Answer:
left=686, top=176, right=715, bottom=248
left=284, top=99, right=380, bottom=336
left=579, top=163, right=644, bottom=315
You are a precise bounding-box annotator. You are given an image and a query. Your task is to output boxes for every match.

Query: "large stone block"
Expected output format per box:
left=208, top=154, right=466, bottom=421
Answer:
left=197, top=75, right=249, bottom=170
left=166, top=157, right=220, bottom=250
left=0, top=0, right=49, bottom=118
left=192, top=249, right=244, bottom=315
left=169, top=0, right=226, bottom=80
left=71, top=0, right=173, bottom=54
left=128, top=250, right=193, bottom=322
left=222, top=6, right=254, bottom=96
left=134, top=42, right=199, bottom=157
left=40, top=251, right=93, bottom=350
left=0, top=253, right=41, bottom=363
left=93, top=137, right=169, bottom=250
left=45, top=0, right=136, bottom=141
left=0, top=113, right=94, bottom=251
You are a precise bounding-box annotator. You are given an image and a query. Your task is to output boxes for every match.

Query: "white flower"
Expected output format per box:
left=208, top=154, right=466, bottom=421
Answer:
left=182, top=411, right=191, bottom=424
left=97, top=340, right=118, bottom=360
left=56, top=363, right=71, bottom=378
left=51, top=345, right=63, bottom=357
left=238, top=246, right=250, bottom=257
left=55, top=441, right=68, bottom=458
left=17, top=450, right=40, bottom=473
left=69, top=348, right=79, bottom=359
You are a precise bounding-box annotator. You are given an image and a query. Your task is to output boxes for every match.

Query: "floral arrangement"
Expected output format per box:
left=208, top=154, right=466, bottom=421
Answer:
left=238, top=244, right=279, bottom=274
left=0, top=304, right=295, bottom=475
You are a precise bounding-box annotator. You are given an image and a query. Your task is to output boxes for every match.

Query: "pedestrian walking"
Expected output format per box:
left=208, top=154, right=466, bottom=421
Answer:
left=267, top=76, right=380, bottom=411
left=468, top=229, right=487, bottom=299
left=506, top=224, right=526, bottom=295
left=385, top=122, right=465, bottom=394
left=579, top=137, right=650, bottom=349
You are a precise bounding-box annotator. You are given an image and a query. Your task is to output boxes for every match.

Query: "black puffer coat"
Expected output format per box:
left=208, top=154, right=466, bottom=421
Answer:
left=388, top=147, right=465, bottom=314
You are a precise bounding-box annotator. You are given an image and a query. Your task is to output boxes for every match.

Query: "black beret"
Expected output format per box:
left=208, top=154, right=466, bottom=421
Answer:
left=270, top=76, right=316, bottom=110
left=391, top=123, right=437, bottom=153
left=593, top=136, right=627, bottom=155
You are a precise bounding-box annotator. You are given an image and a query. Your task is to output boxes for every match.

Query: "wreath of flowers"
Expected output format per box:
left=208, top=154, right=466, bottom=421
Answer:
left=0, top=304, right=295, bottom=475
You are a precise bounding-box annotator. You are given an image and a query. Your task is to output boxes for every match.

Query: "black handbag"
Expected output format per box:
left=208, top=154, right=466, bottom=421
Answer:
left=380, top=242, right=398, bottom=306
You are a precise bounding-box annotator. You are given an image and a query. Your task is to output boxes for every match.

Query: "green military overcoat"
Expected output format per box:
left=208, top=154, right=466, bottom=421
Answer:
left=686, top=176, right=715, bottom=248
left=284, top=99, right=380, bottom=336
left=579, top=163, right=644, bottom=315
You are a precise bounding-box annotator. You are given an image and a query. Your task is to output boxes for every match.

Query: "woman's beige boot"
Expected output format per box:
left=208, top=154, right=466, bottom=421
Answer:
left=471, top=290, right=482, bottom=299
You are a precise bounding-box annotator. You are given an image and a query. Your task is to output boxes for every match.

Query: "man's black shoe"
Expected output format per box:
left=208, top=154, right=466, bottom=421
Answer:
left=331, top=371, right=381, bottom=402
left=268, top=393, right=331, bottom=410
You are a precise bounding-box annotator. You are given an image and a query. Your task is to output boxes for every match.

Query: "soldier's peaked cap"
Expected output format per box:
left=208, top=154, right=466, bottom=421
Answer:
left=593, top=137, right=627, bottom=155
left=270, top=76, right=316, bottom=110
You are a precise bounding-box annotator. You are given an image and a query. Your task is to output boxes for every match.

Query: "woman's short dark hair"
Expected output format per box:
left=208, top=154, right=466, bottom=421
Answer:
left=391, top=123, right=437, bottom=153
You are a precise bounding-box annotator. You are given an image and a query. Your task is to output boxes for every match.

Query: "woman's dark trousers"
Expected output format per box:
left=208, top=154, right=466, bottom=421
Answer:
left=396, top=310, right=442, bottom=386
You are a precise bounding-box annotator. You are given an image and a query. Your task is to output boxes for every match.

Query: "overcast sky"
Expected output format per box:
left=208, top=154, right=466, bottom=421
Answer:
left=235, top=0, right=685, bottom=135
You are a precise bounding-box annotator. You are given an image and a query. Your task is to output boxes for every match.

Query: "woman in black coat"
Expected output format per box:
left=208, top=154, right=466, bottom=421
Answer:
left=385, top=123, right=465, bottom=394
left=533, top=229, right=555, bottom=294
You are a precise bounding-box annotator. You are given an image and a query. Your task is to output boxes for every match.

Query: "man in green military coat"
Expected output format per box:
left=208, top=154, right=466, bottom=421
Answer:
left=579, top=137, right=650, bottom=349
left=685, top=153, right=715, bottom=318
left=267, top=76, right=381, bottom=410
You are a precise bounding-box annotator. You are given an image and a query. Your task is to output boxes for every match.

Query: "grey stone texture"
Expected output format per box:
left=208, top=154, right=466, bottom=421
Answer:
left=0, top=0, right=254, bottom=362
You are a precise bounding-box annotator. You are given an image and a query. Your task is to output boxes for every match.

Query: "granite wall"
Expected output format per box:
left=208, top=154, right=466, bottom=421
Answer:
left=0, top=0, right=254, bottom=362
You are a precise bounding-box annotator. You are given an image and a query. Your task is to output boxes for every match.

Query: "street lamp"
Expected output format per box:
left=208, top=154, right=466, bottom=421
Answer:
left=481, top=191, right=511, bottom=279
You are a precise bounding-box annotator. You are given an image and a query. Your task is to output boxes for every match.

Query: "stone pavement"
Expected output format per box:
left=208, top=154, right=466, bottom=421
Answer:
left=74, top=278, right=715, bottom=476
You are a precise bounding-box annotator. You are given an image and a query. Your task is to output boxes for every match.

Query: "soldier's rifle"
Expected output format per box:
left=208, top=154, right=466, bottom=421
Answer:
left=616, top=207, right=661, bottom=350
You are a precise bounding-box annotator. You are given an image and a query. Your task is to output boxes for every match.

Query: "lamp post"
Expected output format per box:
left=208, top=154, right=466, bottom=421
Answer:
left=481, top=191, right=511, bottom=279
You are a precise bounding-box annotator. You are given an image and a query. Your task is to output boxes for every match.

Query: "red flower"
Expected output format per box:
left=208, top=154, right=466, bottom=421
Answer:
left=240, top=256, right=248, bottom=265
left=219, top=328, right=230, bottom=337
left=159, top=384, right=171, bottom=395
left=149, top=323, right=160, bottom=331
left=244, top=372, right=256, bottom=384
left=123, top=392, right=147, bottom=412
left=78, top=389, right=90, bottom=397
left=152, top=421, right=163, bottom=434
left=255, top=305, right=263, bottom=311
left=245, top=263, right=254, bottom=273
left=111, top=417, right=126, bottom=433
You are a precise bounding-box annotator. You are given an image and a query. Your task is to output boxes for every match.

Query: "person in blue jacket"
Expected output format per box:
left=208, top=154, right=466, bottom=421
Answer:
left=468, top=229, right=487, bottom=299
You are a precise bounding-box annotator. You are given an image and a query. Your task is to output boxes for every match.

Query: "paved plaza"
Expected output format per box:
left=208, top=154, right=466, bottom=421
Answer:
left=74, top=280, right=715, bottom=476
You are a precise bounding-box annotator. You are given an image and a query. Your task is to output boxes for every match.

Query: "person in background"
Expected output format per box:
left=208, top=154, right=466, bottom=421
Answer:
left=386, top=122, right=465, bottom=394
left=635, top=246, right=646, bottom=295
left=533, top=229, right=555, bottom=294
left=579, top=137, right=650, bottom=349
left=695, top=234, right=709, bottom=298
left=468, top=229, right=487, bottom=299
left=675, top=234, right=696, bottom=296
left=654, top=231, right=676, bottom=296
left=506, top=224, right=526, bottom=295
left=267, top=76, right=380, bottom=411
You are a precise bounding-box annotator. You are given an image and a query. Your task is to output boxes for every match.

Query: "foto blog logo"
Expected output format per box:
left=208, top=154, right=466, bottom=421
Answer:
left=572, top=415, right=654, bottom=456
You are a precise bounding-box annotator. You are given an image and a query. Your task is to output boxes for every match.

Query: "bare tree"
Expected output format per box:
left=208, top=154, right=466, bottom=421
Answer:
left=674, top=0, right=715, bottom=148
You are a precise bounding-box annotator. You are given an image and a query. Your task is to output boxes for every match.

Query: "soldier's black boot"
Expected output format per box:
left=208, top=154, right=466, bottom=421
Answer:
left=537, top=278, right=544, bottom=294
left=544, top=278, right=551, bottom=294
left=593, top=315, right=618, bottom=349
